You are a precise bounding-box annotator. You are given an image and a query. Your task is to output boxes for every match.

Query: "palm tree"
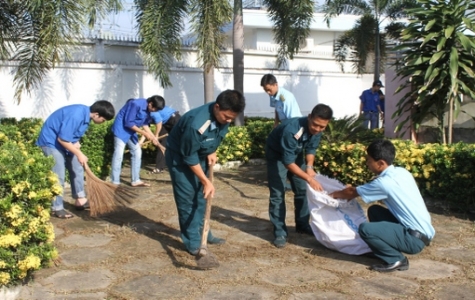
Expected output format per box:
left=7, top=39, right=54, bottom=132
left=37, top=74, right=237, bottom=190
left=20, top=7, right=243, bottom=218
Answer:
left=321, top=0, right=415, bottom=81
left=0, top=0, right=122, bottom=103
left=393, top=0, right=475, bottom=144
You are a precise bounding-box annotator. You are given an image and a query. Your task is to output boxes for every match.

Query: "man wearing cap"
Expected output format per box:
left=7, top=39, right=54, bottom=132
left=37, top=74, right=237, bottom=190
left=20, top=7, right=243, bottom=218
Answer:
left=359, top=80, right=384, bottom=129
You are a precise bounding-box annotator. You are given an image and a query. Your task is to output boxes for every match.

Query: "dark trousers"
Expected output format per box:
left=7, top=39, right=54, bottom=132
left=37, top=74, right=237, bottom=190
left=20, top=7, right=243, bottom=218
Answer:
left=165, top=150, right=216, bottom=252
left=156, top=113, right=180, bottom=170
left=359, top=205, right=425, bottom=264
left=266, top=151, right=309, bottom=238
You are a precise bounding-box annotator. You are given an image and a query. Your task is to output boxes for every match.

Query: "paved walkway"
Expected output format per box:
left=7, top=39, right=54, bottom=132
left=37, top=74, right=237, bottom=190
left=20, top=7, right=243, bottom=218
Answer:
left=5, top=163, right=475, bottom=299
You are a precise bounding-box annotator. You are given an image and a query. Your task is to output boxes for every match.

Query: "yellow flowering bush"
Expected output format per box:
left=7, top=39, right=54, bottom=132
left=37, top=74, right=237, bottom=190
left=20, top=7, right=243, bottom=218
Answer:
left=316, top=139, right=475, bottom=209
left=216, top=126, right=253, bottom=163
left=0, top=134, right=60, bottom=286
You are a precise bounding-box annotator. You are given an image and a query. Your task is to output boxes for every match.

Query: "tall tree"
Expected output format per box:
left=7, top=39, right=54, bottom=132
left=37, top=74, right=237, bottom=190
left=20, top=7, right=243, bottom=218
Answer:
left=321, top=0, right=414, bottom=81
left=0, top=0, right=122, bottom=103
left=393, top=0, right=475, bottom=144
left=233, top=0, right=245, bottom=125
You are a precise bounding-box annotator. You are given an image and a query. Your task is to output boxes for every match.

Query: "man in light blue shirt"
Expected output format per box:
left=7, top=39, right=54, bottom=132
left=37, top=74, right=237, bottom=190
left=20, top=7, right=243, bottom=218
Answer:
left=329, top=139, right=435, bottom=272
left=260, top=74, right=302, bottom=128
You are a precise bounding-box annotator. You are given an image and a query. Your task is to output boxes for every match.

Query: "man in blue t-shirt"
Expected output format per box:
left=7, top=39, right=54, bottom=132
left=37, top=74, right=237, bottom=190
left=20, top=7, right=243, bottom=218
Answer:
left=145, top=97, right=181, bottom=173
left=329, top=139, right=435, bottom=272
left=359, top=80, right=384, bottom=129
left=260, top=74, right=302, bottom=128
left=111, top=96, right=162, bottom=187
left=37, top=100, right=115, bottom=219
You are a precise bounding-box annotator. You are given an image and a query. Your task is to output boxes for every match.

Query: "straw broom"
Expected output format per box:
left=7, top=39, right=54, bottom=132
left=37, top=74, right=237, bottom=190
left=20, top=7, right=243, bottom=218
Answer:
left=84, top=164, right=138, bottom=217
left=85, top=133, right=168, bottom=216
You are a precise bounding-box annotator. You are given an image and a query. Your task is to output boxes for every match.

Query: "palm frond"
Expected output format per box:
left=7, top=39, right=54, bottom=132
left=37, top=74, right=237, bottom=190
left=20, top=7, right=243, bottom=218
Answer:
left=264, top=0, right=314, bottom=68
left=189, top=0, right=232, bottom=72
left=136, top=0, right=188, bottom=88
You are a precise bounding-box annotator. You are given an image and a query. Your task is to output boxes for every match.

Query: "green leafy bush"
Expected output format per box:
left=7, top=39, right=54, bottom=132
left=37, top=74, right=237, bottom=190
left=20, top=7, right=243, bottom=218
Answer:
left=316, top=139, right=475, bottom=210
left=0, top=135, right=60, bottom=286
left=80, top=120, right=115, bottom=178
left=216, top=126, right=252, bottom=163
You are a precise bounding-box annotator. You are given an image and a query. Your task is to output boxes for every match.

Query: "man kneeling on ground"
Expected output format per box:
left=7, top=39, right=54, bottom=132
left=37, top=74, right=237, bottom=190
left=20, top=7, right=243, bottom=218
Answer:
left=329, top=139, right=435, bottom=272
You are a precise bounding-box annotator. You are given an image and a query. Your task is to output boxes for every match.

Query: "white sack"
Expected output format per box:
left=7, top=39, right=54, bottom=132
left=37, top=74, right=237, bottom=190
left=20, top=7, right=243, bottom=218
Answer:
left=307, top=174, right=371, bottom=255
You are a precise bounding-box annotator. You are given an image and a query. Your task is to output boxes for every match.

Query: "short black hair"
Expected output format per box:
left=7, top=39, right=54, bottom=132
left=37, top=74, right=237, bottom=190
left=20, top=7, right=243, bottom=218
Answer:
left=260, top=74, right=278, bottom=87
left=367, top=139, right=396, bottom=165
left=216, top=90, right=246, bottom=113
left=309, top=104, right=333, bottom=120
left=147, top=95, right=165, bottom=110
left=90, top=100, right=115, bottom=120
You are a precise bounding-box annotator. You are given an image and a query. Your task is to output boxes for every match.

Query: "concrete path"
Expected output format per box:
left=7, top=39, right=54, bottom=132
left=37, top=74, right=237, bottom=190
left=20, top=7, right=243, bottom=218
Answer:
left=5, top=163, right=475, bottom=300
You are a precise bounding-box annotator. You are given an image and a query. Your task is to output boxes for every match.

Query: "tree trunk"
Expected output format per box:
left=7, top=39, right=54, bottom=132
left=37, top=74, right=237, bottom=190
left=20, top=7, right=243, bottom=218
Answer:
left=233, top=0, right=245, bottom=126
left=448, top=96, right=454, bottom=144
left=204, top=66, right=214, bottom=103
left=374, top=22, right=380, bottom=81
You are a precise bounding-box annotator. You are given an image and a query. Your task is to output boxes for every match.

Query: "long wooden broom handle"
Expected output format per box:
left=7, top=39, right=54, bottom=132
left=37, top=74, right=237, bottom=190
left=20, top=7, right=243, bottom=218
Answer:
left=140, top=133, right=169, bottom=147
left=200, top=165, right=214, bottom=249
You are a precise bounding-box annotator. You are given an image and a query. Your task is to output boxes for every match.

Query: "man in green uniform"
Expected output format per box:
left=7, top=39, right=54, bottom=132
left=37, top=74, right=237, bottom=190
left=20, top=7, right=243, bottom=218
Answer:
left=165, top=90, right=246, bottom=255
left=266, top=104, right=333, bottom=248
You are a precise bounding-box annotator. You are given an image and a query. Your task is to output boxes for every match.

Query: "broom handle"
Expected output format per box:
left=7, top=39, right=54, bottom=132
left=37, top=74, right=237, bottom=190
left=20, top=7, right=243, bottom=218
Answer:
left=200, top=166, right=214, bottom=248
left=125, top=133, right=169, bottom=153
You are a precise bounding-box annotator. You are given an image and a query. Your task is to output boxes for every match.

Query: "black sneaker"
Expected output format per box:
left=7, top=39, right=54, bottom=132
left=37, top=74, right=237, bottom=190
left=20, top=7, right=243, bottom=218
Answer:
left=296, top=226, right=313, bottom=236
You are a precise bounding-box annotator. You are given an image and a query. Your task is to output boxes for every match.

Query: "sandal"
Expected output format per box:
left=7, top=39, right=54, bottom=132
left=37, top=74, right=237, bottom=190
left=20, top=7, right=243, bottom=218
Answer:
left=131, top=181, right=151, bottom=187
left=52, top=209, right=74, bottom=219
left=149, top=168, right=163, bottom=174
left=75, top=200, right=90, bottom=211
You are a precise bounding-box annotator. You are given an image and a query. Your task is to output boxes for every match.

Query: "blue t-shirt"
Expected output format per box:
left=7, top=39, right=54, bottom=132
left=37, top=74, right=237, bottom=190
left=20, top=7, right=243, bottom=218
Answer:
left=360, top=89, right=381, bottom=112
left=269, top=87, right=302, bottom=121
left=356, top=165, right=435, bottom=239
left=36, top=104, right=91, bottom=152
left=112, top=98, right=155, bottom=144
left=150, top=106, right=176, bottom=124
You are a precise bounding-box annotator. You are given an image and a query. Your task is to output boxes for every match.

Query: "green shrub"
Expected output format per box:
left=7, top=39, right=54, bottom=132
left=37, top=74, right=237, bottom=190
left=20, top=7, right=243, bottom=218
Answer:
left=0, top=136, right=60, bottom=286
left=216, top=126, right=252, bottom=163
left=80, top=120, right=115, bottom=178
left=315, top=139, right=475, bottom=210
left=243, top=120, right=274, bottom=159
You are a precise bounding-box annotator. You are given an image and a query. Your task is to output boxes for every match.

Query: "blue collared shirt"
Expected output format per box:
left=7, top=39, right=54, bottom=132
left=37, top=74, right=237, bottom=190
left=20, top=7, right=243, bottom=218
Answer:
left=356, top=165, right=435, bottom=239
left=150, top=106, right=176, bottom=124
left=36, top=104, right=91, bottom=152
left=269, top=87, right=302, bottom=121
left=112, top=98, right=154, bottom=144
left=360, top=89, right=381, bottom=112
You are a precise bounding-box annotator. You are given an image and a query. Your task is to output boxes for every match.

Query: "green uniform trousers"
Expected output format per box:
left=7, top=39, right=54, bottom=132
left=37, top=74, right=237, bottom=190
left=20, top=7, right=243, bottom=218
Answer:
left=266, top=152, right=310, bottom=238
left=359, top=205, right=425, bottom=264
left=165, top=150, right=216, bottom=253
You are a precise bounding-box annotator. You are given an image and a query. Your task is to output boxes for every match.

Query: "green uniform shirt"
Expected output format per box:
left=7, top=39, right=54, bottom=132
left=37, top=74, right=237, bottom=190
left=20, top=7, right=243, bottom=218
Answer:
left=266, top=117, right=322, bottom=165
left=167, top=102, right=229, bottom=166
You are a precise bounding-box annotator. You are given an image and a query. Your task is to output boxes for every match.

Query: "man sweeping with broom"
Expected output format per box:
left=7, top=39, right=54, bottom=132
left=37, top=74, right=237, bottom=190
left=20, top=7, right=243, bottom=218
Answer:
left=165, top=90, right=245, bottom=263
left=36, top=100, right=115, bottom=219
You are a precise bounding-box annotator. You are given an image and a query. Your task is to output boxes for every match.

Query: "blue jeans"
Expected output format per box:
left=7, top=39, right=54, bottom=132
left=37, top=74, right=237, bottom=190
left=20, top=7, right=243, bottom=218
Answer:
left=363, top=111, right=379, bottom=129
left=40, top=146, right=86, bottom=211
left=111, top=136, right=142, bottom=185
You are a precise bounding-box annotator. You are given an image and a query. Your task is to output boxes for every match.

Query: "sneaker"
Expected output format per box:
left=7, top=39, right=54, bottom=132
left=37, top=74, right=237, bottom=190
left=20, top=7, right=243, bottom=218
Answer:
left=208, top=236, right=226, bottom=245
left=296, top=226, right=313, bottom=236
left=273, top=236, right=287, bottom=248
left=188, top=249, right=199, bottom=256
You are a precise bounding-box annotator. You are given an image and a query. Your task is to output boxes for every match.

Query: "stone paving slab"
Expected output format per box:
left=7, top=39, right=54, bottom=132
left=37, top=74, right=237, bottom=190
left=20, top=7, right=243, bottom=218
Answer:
left=39, top=269, right=116, bottom=292
left=5, top=165, right=475, bottom=299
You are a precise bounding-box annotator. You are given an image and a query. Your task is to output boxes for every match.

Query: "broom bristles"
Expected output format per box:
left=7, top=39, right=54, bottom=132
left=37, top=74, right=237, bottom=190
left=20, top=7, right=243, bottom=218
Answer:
left=84, top=165, right=138, bottom=217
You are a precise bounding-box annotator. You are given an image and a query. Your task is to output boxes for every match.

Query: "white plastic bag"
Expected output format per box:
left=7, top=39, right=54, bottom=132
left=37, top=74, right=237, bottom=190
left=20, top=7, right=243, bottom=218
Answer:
left=306, top=174, right=371, bottom=255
